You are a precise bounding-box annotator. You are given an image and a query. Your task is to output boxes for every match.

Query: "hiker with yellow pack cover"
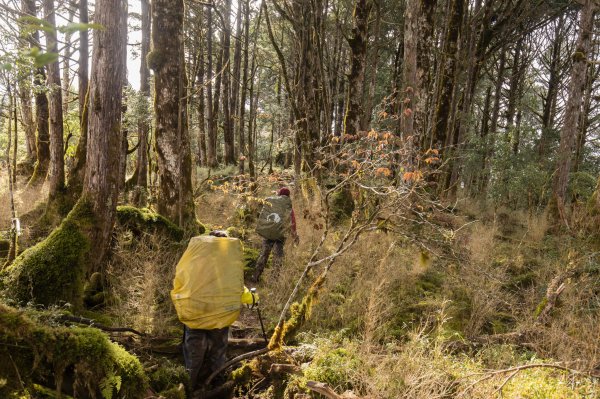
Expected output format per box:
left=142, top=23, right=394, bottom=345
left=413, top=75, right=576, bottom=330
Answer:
left=171, top=230, right=257, bottom=393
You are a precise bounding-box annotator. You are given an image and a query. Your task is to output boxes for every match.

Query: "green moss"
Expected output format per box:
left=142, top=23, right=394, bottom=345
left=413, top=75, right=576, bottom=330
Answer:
left=1, top=201, right=94, bottom=307
left=146, top=50, right=165, bottom=71
left=230, top=362, right=254, bottom=386
left=116, top=206, right=186, bottom=241
left=243, top=246, right=260, bottom=277
left=329, top=188, right=355, bottom=223
left=534, top=297, right=548, bottom=318
left=148, top=360, right=188, bottom=394
left=0, top=303, right=148, bottom=398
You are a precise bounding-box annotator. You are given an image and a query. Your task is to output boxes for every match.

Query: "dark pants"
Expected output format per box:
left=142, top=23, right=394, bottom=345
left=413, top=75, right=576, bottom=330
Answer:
left=183, top=326, right=229, bottom=391
left=253, top=238, right=284, bottom=282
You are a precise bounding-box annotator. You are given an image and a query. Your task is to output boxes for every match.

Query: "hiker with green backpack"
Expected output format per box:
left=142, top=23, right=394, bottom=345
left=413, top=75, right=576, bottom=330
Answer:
left=252, top=187, right=298, bottom=282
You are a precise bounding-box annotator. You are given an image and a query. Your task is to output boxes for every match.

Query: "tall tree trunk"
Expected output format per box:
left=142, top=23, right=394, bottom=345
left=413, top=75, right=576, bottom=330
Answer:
left=133, top=0, right=151, bottom=205
left=62, top=1, right=76, bottom=117
left=231, top=0, right=243, bottom=164
left=44, top=0, right=66, bottom=204
left=538, top=17, right=564, bottom=159
left=429, top=0, right=463, bottom=152
left=400, top=0, right=419, bottom=144
left=343, top=0, right=372, bottom=136
left=3, top=87, right=18, bottom=268
left=549, top=0, right=596, bottom=227
left=237, top=0, right=251, bottom=174
left=222, top=0, right=235, bottom=164
left=25, top=0, right=51, bottom=187
left=151, top=0, right=196, bottom=227
left=18, top=0, right=37, bottom=167
left=67, top=0, right=89, bottom=196
left=196, top=9, right=207, bottom=167
left=205, top=7, right=217, bottom=167
left=80, top=0, right=127, bottom=271
left=479, top=48, right=506, bottom=193
left=361, top=2, right=381, bottom=131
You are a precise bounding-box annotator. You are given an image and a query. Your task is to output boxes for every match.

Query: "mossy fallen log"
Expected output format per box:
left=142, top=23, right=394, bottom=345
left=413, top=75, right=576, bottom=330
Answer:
left=0, top=303, right=148, bottom=398
left=115, top=205, right=190, bottom=241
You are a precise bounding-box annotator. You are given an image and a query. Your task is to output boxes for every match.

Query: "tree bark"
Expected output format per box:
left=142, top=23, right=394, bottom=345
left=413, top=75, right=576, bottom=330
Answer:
left=133, top=0, right=151, bottom=205
left=400, top=0, right=419, bottom=143
left=429, top=0, right=463, bottom=151
left=67, top=0, right=90, bottom=196
left=549, top=0, right=596, bottom=227
left=25, top=0, right=51, bottom=187
left=222, top=0, right=236, bottom=164
left=43, top=0, right=66, bottom=203
left=18, top=0, right=37, bottom=166
left=151, top=0, right=196, bottom=227
left=538, top=17, right=564, bottom=159
left=231, top=0, right=243, bottom=165
left=81, top=0, right=127, bottom=270
left=343, top=0, right=372, bottom=136
left=205, top=6, right=217, bottom=167
left=237, top=0, right=251, bottom=174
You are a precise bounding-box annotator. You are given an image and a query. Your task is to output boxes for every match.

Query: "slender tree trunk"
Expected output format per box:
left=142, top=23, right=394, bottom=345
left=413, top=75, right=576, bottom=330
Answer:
left=237, top=0, right=251, bottom=174
left=3, top=88, right=18, bottom=268
left=133, top=0, right=151, bottom=205
left=231, top=0, right=243, bottom=163
left=429, top=0, right=463, bottom=151
left=212, top=27, right=224, bottom=165
left=196, top=10, right=207, bottom=167
left=223, top=0, right=235, bottom=164
left=549, top=0, right=596, bottom=226
left=44, top=0, right=65, bottom=203
left=361, top=2, right=380, bottom=131
left=67, top=0, right=89, bottom=196
left=62, top=1, right=76, bottom=117
left=343, top=0, right=372, bottom=136
left=480, top=48, right=506, bottom=193
left=573, top=59, right=596, bottom=175
left=151, top=0, right=196, bottom=227
left=538, top=17, right=564, bottom=159
left=205, top=7, right=217, bottom=167
left=400, top=0, right=419, bottom=143
left=18, top=0, right=37, bottom=166
left=25, top=0, right=51, bottom=187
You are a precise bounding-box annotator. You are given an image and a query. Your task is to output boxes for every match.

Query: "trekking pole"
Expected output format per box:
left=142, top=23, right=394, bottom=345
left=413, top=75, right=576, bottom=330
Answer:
left=251, top=288, right=268, bottom=343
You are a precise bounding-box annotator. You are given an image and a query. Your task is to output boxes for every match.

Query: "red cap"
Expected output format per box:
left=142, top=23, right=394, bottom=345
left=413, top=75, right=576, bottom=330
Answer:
left=278, top=187, right=291, bottom=196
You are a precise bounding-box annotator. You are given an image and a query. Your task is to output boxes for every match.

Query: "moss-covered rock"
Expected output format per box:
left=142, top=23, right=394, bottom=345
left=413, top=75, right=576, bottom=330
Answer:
left=1, top=201, right=94, bottom=307
left=115, top=205, right=191, bottom=241
left=83, top=272, right=106, bottom=308
left=329, top=187, right=355, bottom=223
left=0, top=303, right=148, bottom=398
left=148, top=359, right=188, bottom=395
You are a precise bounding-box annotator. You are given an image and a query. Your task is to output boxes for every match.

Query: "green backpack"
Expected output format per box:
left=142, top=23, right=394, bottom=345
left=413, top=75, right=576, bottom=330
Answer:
left=256, top=195, right=292, bottom=240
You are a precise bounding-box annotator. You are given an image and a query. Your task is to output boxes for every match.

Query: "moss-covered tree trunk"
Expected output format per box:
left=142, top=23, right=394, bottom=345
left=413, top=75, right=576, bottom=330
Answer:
left=150, top=0, right=196, bottom=227
left=2, top=0, right=127, bottom=307
left=549, top=0, right=596, bottom=226
left=43, top=0, right=66, bottom=211
left=343, top=0, right=372, bottom=137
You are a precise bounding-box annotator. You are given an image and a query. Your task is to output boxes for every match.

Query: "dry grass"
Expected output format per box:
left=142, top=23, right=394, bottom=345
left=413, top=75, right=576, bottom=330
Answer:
left=105, top=230, right=185, bottom=335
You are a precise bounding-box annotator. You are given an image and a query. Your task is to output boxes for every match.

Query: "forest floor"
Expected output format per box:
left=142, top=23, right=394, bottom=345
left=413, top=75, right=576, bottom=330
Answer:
left=1, top=170, right=600, bottom=398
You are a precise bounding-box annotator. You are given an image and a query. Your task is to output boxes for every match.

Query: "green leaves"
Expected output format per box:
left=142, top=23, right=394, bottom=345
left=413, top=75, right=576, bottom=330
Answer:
left=58, top=22, right=105, bottom=34
left=25, top=46, right=58, bottom=67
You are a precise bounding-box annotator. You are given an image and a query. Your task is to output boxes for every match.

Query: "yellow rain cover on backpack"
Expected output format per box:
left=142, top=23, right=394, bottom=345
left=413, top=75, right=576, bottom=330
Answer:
left=171, top=235, right=244, bottom=329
